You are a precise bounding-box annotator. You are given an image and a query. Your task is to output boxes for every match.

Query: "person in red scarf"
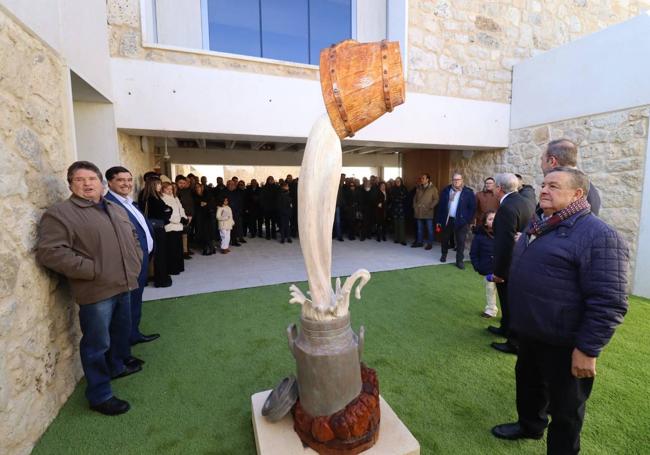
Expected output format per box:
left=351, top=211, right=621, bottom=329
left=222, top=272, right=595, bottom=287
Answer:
left=491, top=167, right=629, bottom=455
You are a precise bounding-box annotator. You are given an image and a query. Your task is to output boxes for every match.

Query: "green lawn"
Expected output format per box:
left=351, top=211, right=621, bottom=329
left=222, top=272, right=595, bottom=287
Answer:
left=33, top=265, right=650, bottom=454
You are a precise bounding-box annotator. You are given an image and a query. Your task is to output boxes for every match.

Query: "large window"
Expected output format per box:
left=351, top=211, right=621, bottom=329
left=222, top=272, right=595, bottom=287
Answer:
left=206, top=0, right=352, bottom=64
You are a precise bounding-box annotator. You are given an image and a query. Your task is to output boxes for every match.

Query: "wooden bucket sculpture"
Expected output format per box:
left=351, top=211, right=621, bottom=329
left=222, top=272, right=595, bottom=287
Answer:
left=320, top=39, right=405, bottom=139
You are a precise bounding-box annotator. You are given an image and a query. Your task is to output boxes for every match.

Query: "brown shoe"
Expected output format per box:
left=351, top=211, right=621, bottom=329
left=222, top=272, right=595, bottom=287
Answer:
left=221, top=249, right=228, bottom=254
left=424, top=244, right=432, bottom=250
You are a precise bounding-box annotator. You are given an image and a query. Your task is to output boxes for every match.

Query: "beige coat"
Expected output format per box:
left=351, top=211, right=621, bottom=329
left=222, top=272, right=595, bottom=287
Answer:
left=413, top=183, right=439, bottom=219
left=217, top=206, right=234, bottom=230
left=36, top=195, right=143, bottom=305
left=161, top=193, right=187, bottom=232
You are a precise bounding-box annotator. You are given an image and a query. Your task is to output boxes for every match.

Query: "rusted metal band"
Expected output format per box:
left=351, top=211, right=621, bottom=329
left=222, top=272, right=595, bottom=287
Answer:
left=329, top=45, right=354, bottom=137
left=380, top=40, right=393, bottom=112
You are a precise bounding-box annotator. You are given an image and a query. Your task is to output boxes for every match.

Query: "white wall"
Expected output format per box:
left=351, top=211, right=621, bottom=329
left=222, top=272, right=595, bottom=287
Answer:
left=0, top=0, right=113, bottom=101
left=511, top=12, right=650, bottom=129
left=633, top=137, right=650, bottom=298
left=156, top=0, right=203, bottom=49
left=111, top=58, right=510, bottom=149
left=72, top=102, right=120, bottom=173
left=356, top=0, right=387, bottom=42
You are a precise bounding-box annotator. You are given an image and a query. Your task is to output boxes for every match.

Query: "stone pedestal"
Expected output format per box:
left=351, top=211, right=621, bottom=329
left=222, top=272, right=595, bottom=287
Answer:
left=251, top=390, right=420, bottom=455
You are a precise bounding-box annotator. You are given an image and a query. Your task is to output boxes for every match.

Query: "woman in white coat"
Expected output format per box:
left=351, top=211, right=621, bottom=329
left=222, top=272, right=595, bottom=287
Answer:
left=161, top=182, right=187, bottom=274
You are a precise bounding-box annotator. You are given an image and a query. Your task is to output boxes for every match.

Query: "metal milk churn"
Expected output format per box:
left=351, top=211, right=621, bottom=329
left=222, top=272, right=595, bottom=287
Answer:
left=287, top=312, right=365, bottom=417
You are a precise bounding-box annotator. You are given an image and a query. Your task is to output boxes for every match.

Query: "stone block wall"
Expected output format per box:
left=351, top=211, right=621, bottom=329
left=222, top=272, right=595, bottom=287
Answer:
left=117, top=132, right=156, bottom=192
left=450, top=106, right=650, bottom=279
left=0, top=8, right=81, bottom=455
left=408, top=0, right=650, bottom=102
left=107, top=0, right=649, bottom=102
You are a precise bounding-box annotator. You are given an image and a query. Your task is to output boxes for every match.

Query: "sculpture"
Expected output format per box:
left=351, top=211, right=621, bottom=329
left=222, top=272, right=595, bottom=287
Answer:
left=284, top=39, right=405, bottom=454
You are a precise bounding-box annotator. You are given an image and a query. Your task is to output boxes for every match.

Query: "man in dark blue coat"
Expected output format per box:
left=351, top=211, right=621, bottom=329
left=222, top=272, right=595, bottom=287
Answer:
left=105, top=166, right=160, bottom=346
left=491, top=167, right=628, bottom=455
left=436, top=172, right=476, bottom=269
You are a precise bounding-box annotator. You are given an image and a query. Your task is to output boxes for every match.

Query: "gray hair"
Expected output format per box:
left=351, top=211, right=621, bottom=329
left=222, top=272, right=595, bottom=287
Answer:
left=547, top=166, right=590, bottom=195
left=546, top=139, right=578, bottom=167
left=494, top=173, right=519, bottom=193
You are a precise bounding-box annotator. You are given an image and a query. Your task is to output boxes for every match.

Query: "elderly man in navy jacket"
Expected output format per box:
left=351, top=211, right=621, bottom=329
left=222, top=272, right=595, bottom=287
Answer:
left=105, top=166, right=160, bottom=346
left=436, top=172, right=476, bottom=269
left=491, top=167, right=628, bottom=455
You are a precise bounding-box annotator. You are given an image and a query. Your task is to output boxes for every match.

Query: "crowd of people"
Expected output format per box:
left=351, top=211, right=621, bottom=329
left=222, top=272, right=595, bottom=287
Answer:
left=34, top=138, right=630, bottom=455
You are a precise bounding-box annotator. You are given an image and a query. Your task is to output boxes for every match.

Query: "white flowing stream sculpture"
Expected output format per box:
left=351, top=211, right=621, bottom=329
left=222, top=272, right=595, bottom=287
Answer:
left=289, top=114, right=370, bottom=321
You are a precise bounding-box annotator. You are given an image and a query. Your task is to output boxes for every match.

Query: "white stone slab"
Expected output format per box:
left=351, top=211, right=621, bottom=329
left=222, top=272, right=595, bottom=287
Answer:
left=251, top=390, right=420, bottom=455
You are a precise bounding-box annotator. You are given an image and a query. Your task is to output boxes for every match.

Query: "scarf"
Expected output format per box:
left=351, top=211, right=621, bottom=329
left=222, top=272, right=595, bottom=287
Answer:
left=527, top=198, right=591, bottom=237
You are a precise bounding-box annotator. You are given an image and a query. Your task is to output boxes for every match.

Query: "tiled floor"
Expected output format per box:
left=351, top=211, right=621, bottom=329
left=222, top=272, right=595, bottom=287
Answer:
left=143, top=236, right=458, bottom=301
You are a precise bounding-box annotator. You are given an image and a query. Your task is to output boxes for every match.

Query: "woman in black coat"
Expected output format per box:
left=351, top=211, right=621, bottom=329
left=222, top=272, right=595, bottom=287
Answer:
left=141, top=177, right=173, bottom=287
left=390, top=177, right=409, bottom=245
left=193, top=183, right=217, bottom=255
left=375, top=181, right=388, bottom=241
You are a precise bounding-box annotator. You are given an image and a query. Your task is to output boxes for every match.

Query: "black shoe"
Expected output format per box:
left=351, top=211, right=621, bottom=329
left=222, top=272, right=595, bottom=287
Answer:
left=411, top=242, right=423, bottom=248
left=491, top=341, right=518, bottom=355
left=231, top=242, right=241, bottom=247
left=281, top=239, right=285, bottom=244
left=111, top=362, right=142, bottom=380
left=491, top=423, right=544, bottom=440
left=125, top=356, right=145, bottom=367
left=202, top=248, right=210, bottom=255
left=154, top=279, right=172, bottom=288
left=90, top=396, right=130, bottom=415
left=287, top=238, right=292, bottom=243
left=183, top=254, right=192, bottom=260
left=440, top=255, right=447, bottom=262
left=456, top=262, right=465, bottom=270
left=401, top=241, right=407, bottom=246
left=338, top=237, right=344, bottom=242
left=487, top=326, right=505, bottom=336
left=132, top=333, right=160, bottom=345
left=239, top=238, right=247, bottom=243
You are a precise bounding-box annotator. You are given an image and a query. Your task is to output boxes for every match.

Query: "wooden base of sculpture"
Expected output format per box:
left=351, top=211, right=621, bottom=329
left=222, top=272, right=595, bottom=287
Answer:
left=292, top=365, right=380, bottom=454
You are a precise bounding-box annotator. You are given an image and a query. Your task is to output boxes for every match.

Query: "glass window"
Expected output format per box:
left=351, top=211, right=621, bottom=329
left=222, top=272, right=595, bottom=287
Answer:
left=309, top=0, right=352, bottom=64
left=206, top=0, right=352, bottom=65
left=261, top=0, right=309, bottom=63
left=207, top=0, right=261, bottom=57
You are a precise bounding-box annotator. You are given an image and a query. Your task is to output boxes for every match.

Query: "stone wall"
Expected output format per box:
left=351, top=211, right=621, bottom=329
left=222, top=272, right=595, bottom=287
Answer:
left=108, top=0, right=650, bottom=102
left=407, top=0, right=650, bottom=102
left=117, top=132, right=155, bottom=192
left=0, top=8, right=81, bottom=455
left=450, top=106, right=650, bottom=278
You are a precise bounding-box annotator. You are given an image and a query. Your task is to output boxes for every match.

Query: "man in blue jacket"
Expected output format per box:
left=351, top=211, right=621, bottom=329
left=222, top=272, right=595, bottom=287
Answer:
left=105, top=166, right=160, bottom=346
left=491, top=167, right=629, bottom=455
left=436, top=172, right=476, bottom=269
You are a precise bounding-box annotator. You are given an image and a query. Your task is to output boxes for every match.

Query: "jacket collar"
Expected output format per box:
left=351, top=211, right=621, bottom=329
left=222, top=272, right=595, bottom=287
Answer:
left=70, top=194, right=113, bottom=208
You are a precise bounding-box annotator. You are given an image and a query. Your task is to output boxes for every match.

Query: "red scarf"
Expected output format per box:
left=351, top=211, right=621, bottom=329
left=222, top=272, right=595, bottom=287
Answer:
left=527, top=198, right=591, bottom=237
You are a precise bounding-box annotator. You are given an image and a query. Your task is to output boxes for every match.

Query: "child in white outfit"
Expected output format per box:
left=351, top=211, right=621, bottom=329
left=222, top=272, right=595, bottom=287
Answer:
left=216, top=197, right=234, bottom=253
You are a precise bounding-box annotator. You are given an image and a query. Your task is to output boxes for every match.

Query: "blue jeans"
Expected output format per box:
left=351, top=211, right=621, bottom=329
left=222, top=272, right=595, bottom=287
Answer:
left=130, top=250, right=149, bottom=342
left=416, top=218, right=434, bottom=244
left=78, top=292, right=132, bottom=405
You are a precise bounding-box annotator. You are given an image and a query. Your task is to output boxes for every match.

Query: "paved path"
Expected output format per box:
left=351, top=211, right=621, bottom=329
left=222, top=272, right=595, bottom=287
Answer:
left=143, top=237, right=459, bottom=301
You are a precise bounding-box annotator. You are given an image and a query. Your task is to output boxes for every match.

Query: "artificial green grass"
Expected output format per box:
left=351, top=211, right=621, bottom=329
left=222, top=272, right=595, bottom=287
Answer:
left=33, top=265, right=650, bottom=454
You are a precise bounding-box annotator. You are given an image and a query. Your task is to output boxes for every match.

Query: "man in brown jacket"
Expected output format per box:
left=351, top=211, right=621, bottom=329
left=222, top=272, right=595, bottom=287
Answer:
left=475, top=177, right=500, bottom=226
left=36, top=161, right=143, bottom=415
left=412, top=173, right=439, bottom=250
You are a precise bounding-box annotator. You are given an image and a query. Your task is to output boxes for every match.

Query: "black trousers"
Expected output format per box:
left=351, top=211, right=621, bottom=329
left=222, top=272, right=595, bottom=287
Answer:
left=151, top=224, right=171, bottom=287
left=165, top=231, right=184, bottom=275
left=264, top=211, right=277, bottom=238
left=496, top=281, right=511, bottom=335
left=279, top=214, right=291, bottom=240
left=440, top=218, right=469, bottom=263
left=516, top=339, right=594, bottom=455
